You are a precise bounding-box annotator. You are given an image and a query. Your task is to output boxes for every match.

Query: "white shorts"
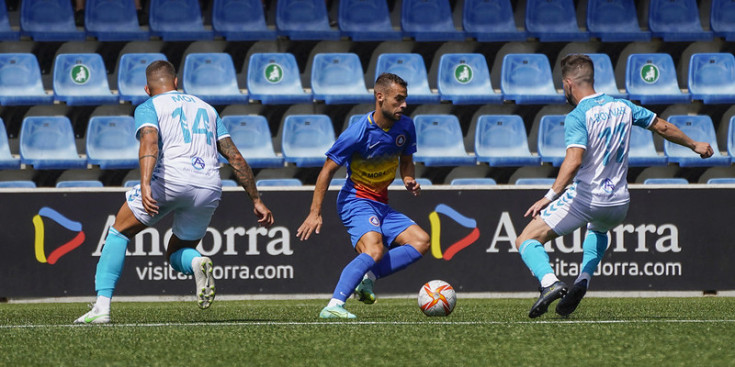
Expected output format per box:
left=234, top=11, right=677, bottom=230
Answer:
left=126, top=179, right=221, bottom=241
left=540, top=186, right=629, bottom=236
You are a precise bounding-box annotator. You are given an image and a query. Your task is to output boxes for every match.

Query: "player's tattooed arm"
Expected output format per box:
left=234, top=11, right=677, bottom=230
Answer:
left=217, top=137, right=259, bottom=201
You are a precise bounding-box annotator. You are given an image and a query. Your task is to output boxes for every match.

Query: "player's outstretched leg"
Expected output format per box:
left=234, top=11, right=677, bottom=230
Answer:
left=519, top=239, right=566, bottom=318
left=354, top=273, right=376, bottom=305
left=320, top=253, right=375, bottom=319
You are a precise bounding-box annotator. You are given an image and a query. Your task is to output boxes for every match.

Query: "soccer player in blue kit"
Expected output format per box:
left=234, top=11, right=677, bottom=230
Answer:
left=75, top=60, right=274, bottom=324
left=297, top=73, right=430, bottom=319
left=515, top=54, right=714, bottom=318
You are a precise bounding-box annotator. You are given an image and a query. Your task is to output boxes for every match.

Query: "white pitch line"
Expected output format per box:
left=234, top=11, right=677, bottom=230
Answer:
left=2, top=319, right=735, bottom=329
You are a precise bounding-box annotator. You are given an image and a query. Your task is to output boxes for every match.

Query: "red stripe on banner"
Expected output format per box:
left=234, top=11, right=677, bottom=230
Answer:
left=442, top=228, right=480, bottom=261
left=47, top=231, right=85, bottom=265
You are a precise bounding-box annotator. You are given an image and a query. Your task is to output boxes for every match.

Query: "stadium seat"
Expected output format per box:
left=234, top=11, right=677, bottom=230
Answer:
left=182, top=53, right=248, bottom=105
left=330, top=177, right=347, bottom=186
left=537, top=115, right=566, bottom=167
left=437, top=53, right=502, bottom=104
left=311, top=53, right=373, bottom=104
left=212, top=0, right=276, bottom=40
left=474, top=115, right=541, bottom=167
left=0, top=53, right=54, bottom=105
left=413, top=114, right=476, bottom=167
left=586, top=0, right=650, bottom=42
left=401, top=0, right=465, bottom=41
left=525, top=0, right=589, bottom=42
left=462, top=0, right=526, bottom=42
left=56, top=180, right=104, bottom=188
left=501, top=54, right=565, bottom=104
left=117, top=53, right=168, bottom=105
left=123, top=180, right=140, bottom=187
left=450, top=178, right=497, bottom=185
left=586, top=53, right=627, bottom=99
left=149, top=0, right=213, bottom=41
left=247, top=53, right=313, bottom=104
left=221, top=179, right=238, bottom=187
left=515, top=177, right=555, bottom=185
left=85, top=116, right=139, bottom=169
left=687, top=53, right=735, bottom=104
left=281, top=114, right=335, bottom=167
left=339, top=0, right=402, bottom=41
left=625, top=53, right=690, bottom=105
left=0, top=119, right=19, bottom=169
left=20, top=0, right=85, bottom=41
left=643, top=178, right=689, bottom=185
left=628, top=126, right=667, bottom=167
left=347, top=114, right=363, bottom=129
left=664, top=115, right=731, bottom=167
left=729, top=116, right=735, bottom=162
left=0, top=0, right=18, bottom=40
left=375, top=54, right=440, bottom=104
left=711, top=0, right=735, bottom=41
left=276, top=0, right=340, bottom=40
left=0, top=181, right=37, bottom=188
left=85, top=0, right=148, bottom=41
left=19, top=116, right=87, bottom=169
left=53, top=53, right=118, bottom=106
left=648, top=0, right=712, bottom=41
left=391, top=177, right=432, bottom=186
left=256, top=178, right=303, bottom=187
left=221, top=115, right=284, bottom=168
left=707, top=178, right=735, bottom=184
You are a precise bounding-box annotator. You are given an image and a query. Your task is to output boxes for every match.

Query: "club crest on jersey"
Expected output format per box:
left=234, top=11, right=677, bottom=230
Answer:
left=601, top=178, right=615, bottom=194
left=369, top=216, right=380, bottom=227
left=191, top=156, right=206, bottom=170
left=395, top=134, right=406, bottom=147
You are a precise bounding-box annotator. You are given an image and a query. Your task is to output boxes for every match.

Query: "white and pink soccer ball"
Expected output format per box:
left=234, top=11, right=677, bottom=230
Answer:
left=417, top=280, right=457, bottom=316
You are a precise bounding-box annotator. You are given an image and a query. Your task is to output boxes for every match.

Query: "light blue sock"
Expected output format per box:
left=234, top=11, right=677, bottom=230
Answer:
left=169, top=247, right=201, bottom=275
left=332, top=253, right=375, bottom=302
left=95, top=228, right=129, bottom=298
left=519, top=239, right=554, bottom=283
left=580, top=231, right=608, bottom=277
left=371, top=245, right=423, bottom=279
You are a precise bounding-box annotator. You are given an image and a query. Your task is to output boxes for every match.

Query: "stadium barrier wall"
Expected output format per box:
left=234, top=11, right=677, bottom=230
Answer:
left=1, top=186, right=733, bottom=298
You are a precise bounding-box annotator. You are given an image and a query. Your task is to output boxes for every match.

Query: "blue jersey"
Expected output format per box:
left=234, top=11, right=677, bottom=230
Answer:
left=134, top=91, right=230, bottom=191
left=327, top=112, right=417, bottom=203
left=564, top=93, right=655, bottom=206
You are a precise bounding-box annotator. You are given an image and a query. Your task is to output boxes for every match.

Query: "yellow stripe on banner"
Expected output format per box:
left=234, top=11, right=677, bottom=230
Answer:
left=428, top=211, right=443, bottom=260
left=32, top=214, right=47, bottom=263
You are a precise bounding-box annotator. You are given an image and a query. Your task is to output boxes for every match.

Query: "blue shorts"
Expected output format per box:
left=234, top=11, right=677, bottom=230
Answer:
left=337, top=197, right=416, bottom=248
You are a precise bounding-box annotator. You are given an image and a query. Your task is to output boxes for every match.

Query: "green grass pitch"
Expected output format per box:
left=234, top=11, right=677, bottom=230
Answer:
left=2, top=297, right=735, bottom=366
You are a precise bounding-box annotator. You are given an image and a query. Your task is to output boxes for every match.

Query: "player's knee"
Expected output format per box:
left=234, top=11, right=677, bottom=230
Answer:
left=411, top=231, right=431, bottom=255
left=514, top=236, right=527, bottom=250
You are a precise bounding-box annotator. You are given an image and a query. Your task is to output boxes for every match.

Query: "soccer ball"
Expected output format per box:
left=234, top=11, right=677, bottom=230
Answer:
left=417, top=280, right=456, bottom=316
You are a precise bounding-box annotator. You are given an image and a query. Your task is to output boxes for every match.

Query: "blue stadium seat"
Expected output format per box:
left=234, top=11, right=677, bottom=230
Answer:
left=221, top=179, right=238, bottom=187
left=525, top=0, right=589, bottom=42
left=212, top=0, right=276, bottom=40
left=688, top=53, right=735, bottom=104
left=0, top=119, right=19, bottom=169
left=117, top=53, right=168, bottom=105
left=85, top=0, right=148, bottom=41
left=339, top=0, right=402, bottom=41
left=401, top=0, right=465, bottom=41
left=311, top=53, right=373, bottom=104
left=0, top=0, right=18, bottom=40
left=501, top=54, right=565, bottom=104
left=247, top=53, right=313, bottom=104
left=19, top=116, right=87, bottom=169
left=56, top=180, right=104, bottom=188
left=0, top=181, right=37, bottom=188
left=537, top=115, right=566, bottom=166
left=628, top=125, right=667, bottom=167
left=711, top=0, right=735, bottom=41
left=256, top=178, right=303, bottom=187
left=707, top=178, right=735, bottom=184
left=182, top=53, right=248, bottom=105
left=281, top=115, right=335, bottom=167
left=413, top=114, right=476, bottom=166
left=20, top=0, right=85, bottom=41
left=626, top=53, right=690, bottom=105
left=462, top=0, right=526, bottom=42
left=391, top=177, right=432, bottom=186
left=450, top=178, right=497, bottom=185
left=123, top=180, right=140, bottom=187
left=375, top=53, right=440, bottom=104
left=221, top=115, right=284, bottom=168
left=664, top=115, right=731, bottom=167
left=330, top=178, right=347, bottom=186
left=586, top=53, right=627, bottom=99
left=53, top=53, right=118, bottom=106
left=0, top=54, right=54, bottom=105
left=85, top=116, right=139, bottom=169
left=437, top=53, right=502, bottom=104
left=474, top=115, right=540, bottom=167
left=643, top=178, right=689, bottom=185
left=149, top=0, right=213, bottom=41
left=515, top=178, right=555, bottom=185
left=276, top=0, right=340, bottom=40
left=586, top=0, right=650, bottom=42
left=649, top=0, right=712, bottom=41
left=729, top=116, right=735, bottom=162
left=347, top=114, right=363, bottom=128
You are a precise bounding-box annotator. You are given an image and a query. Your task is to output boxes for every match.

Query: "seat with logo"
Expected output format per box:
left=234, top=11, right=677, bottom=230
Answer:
left=648, top=0, right=712, bottom=42
left=85, top=0, right=148, bottom=41
left=437, top=53, right=502, bottom=104
left=0, top=53, right=54, bottom=105
left=413, top=114, right=476, bottom=166
left=339, top=0, right=402, bottom=41
left=247, top=53, right=313, bottom=104
left=281, top=114, right=335, bottom=167
left=212, top=0, right=276, bottom=40
left=537, top=115, right=566, bottom=166
left=374, top=53, right=440, bottom=104
left=475, top=115, right=540, bottom=167
left=401, top=0, right=465, bottom=41
left=586, top=0, right=650, bottom=42
left=311, top=53, right=373, bottom=104
left=117, top=53, right=168, bottom=105
left=276, top=0, right=340, bottom=40
left=20, top=0, right=85, bottom=41
left=501, top=54, right=565, bottom=104
left=220, top=115, right=284, bottom=168
left=525, top=0, right=589, bottom=42
left=462, top=0, right=526, bottom=42
left=20, top=116, right=87, bottom=169
left=149, top=0, right=213, bottom=41
left=688, top=53, right=735, bottom=104
left=86, top=116, right=139, bottom=169
left=626, top=53, right=690, bottom=105
left=53, top=53, right=118, bottom=106
left=182, top=53, right=248, bottom=105
left=664, top=115, right=731, bottom=167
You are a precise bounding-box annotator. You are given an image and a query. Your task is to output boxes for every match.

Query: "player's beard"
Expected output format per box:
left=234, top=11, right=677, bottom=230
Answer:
left=379, top=101, right=400, bottom=122
left=565, top=89, right=577, bottom=107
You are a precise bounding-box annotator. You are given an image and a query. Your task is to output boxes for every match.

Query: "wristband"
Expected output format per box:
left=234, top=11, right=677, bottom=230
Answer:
left=544, top=188, right=559, bottom=201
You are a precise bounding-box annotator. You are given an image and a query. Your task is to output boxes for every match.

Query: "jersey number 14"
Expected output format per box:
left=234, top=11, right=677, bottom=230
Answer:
left=173, top=107, right=213, bottom=146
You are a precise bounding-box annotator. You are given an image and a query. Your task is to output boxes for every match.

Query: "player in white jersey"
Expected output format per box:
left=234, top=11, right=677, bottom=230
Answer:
left=75, top=60, right=274, bottom=324
left=515, top=54, right=713, bottom=318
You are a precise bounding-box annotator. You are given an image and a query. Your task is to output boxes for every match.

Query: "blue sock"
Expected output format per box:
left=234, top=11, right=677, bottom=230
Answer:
left=95, top=228, right=129, bottom=298
left=371, top=245, right=423, bottom=279
left=519, top=239, right=554, bottom=283
left=169, top=247, right=201, bottom=275
left=332, top=253, right=375, bottom=303
left=581, top=231, right=608, bottom=276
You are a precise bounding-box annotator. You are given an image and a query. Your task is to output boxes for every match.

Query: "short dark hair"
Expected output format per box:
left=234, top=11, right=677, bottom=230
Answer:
left=374, top=72, right=407, bottom=91
left=145, top=60, right=176, bottom=80
left=560, top=54, right=594, bottom=85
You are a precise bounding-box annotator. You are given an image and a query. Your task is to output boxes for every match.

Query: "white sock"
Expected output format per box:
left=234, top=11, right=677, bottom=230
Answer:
left=365, top=271, right=376, bottom=282
left=327, top=298, right=345, bottom=307
left=540, top=273, right=560, bottom=288
left=575, top=272, right=592, bottom=287
left=95, top=295, right=111, bottom=312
